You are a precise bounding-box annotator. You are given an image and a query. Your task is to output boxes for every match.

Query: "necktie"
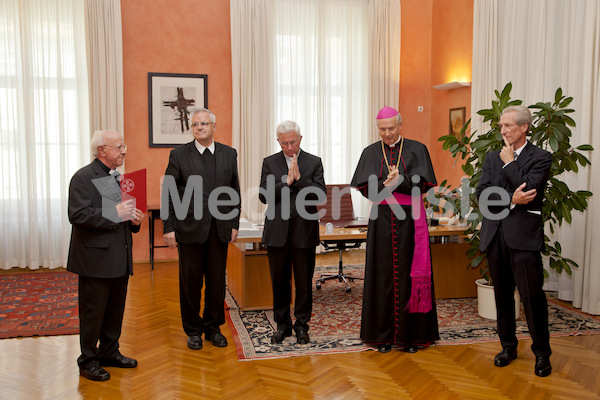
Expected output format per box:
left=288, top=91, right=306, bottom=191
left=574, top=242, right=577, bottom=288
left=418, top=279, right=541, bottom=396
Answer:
left=513, top=152, right=518, bottom=160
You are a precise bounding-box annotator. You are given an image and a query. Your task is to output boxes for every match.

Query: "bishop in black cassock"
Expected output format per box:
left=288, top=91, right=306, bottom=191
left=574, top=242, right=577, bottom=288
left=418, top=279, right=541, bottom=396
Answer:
left=351, top=107, right=439, bottom=353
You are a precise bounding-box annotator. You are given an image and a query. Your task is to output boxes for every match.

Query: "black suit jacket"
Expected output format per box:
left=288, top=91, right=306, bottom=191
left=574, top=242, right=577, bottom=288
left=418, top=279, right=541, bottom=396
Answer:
left=259, top=150, right=326, bottom=248
left=67, top=159, right=140, bottom=278
left=162, top=141, right=241, bottom=244
left=477, top=142, right=552, bottom=252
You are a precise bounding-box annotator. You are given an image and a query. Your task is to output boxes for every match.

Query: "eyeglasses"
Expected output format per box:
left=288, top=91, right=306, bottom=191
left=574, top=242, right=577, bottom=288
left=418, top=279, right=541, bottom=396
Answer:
left=104, top=144, right=128, bottom=151
left=191, top=122, right=214, bottom=128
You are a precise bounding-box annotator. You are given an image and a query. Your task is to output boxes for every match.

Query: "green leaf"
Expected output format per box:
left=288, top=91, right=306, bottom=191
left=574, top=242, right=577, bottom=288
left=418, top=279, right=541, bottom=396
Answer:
left=549, top=136, right=559, bottom=152
left=563, top=115, right=576, bottom=127
left=552, top=126, right=565, bottom=142
left=561, top=202, right=572, bottom=225
left=555, top=88, right=563, bottom=104
left=559, top=96, right=573, bottom=108
left=576, top=144, right=594, bottom=151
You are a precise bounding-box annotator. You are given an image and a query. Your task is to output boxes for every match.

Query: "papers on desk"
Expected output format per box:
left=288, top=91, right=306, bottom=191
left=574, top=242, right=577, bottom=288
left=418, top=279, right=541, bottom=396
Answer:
left=237, top=219, right=263, bottom=238
left=237, top=219, right=263, bottom=250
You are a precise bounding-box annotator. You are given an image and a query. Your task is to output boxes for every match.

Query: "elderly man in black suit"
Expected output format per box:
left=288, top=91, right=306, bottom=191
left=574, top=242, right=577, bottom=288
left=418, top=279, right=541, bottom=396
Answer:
left=477, top=105, right=553, bottom=377
left=259, top=120, right=326, bottom=345
left=67, top=130, right=144, bottom=381
left=162, top=107, right=241, bottom=351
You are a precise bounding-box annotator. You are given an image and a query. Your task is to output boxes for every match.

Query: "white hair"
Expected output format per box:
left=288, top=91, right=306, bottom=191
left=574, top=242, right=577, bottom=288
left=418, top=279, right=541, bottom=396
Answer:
left=276, top=120, right=301, bottom=139
left=90, top=130, right=122, bottom=157
left=189, top=107, right=216, bottom=123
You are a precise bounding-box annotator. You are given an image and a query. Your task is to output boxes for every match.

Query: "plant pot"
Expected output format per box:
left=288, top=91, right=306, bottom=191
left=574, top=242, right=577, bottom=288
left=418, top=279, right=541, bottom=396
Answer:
left=475, top=278, right=520, bottom=320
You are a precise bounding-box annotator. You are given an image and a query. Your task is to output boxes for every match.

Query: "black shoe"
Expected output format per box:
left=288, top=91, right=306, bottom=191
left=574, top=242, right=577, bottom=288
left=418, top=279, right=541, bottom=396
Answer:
left=79, top=365, right=110, bottom=381
left=207, top=330, right=228, bottom=347
left=535, top=356, right=552, bottom=377
left=271, top=329, right=292, bottom=344
left=404, top=345, right=418, bottom=353
left=296, top=329, right=310, bottom=344
left=187, top=335, right=203, bottom=350
left=100, top=354, right=138, bottom=368
left=377, top=344, right=392, bottom=353
left=494, top=347, right=517, bottom=367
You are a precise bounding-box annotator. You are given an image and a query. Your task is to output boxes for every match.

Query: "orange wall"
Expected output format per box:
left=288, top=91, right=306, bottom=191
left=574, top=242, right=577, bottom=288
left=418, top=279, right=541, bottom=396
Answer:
left=430, top=0, right=473, bottom=189
left=121, top=0, right=233, bottom=262
left=122, top=0, right=473, bottom=262
left=399, top=0, right=433, bottom=148
left=400, top=0, right=473, bottom=190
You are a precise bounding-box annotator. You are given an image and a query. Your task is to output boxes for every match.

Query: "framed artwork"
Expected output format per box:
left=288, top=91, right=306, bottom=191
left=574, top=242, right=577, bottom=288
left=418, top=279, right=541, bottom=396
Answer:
left=148, top=72, right=207, bottom=147
left=449, top=107, right=466, bottom=136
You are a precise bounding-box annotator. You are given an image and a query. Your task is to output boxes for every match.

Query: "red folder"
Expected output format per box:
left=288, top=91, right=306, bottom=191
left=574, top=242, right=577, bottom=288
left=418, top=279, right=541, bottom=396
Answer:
left=120, top=169, right=147, bottom=212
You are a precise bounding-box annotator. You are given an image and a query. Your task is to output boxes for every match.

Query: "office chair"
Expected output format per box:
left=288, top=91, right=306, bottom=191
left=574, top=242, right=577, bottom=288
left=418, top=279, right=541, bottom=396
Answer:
left=315, top=184, right=366, bottom=293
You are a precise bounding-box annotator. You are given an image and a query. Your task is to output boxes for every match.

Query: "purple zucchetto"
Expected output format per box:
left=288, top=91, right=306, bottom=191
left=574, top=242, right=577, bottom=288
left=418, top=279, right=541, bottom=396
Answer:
left=377, top=106, right=399, bottom=120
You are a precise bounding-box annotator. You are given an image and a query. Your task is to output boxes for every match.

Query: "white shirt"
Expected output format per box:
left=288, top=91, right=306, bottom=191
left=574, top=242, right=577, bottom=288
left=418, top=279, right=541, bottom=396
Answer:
left=503, top=141, right=527, bottom=168
left=195, top=140, right=215, bottom=155
left=389, top=136, right=402, bottom=148
left=284, top=148, right=302, bottom=168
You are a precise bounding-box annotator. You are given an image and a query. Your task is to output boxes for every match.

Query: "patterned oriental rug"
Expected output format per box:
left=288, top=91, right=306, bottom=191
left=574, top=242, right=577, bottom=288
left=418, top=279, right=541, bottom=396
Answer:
left=0, top=271, right=79, bottom=339
left=226, top=265, right=600, bottom=361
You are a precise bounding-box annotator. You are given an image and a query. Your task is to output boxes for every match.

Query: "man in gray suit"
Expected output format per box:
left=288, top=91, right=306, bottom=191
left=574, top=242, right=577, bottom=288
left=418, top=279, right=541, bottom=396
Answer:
left=67, top=130, right=144, bottom=381
left=162, top=108, right=241, bottom=351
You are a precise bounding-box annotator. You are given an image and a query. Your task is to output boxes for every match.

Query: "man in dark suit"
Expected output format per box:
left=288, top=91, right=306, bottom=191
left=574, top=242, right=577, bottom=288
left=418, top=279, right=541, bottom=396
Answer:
left=476, top=105, right=553, bottom=377
left=259, top=120, right=326, bottom=344
left=162, top=107, right=240, bottom=351
left=67, top=130, right=144, bottom=381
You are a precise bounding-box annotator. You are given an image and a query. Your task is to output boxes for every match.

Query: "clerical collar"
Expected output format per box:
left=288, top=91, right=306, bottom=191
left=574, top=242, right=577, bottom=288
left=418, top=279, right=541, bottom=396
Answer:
left=195, top=140, right=215, bottom=155
left=284, top=148, right=302, bottom=168
left=387, top=136, right=402, bottom=148
left=94, top=158, right=112, bottom=174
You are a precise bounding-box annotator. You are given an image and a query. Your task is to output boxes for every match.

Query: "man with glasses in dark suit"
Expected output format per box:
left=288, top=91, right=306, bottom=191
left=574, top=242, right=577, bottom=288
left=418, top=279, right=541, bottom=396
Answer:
left=162, top=108, right=241, bottom=352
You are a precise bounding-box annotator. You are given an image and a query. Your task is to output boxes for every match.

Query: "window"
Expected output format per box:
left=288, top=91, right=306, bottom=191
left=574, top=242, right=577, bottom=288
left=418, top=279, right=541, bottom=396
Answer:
left=0, top=0, right=89, bottom=269
left=272, top=0, right=369, bottom=187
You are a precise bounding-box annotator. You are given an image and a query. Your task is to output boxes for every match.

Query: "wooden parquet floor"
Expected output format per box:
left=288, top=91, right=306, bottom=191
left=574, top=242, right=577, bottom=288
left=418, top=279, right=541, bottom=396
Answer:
left=1, top=250, right=599, bottom=399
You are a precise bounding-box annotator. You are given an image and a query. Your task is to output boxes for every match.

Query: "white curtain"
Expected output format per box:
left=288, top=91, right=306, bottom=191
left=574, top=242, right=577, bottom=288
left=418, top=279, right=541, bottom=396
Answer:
left=85, top=0, right=124, bottom=140
left=472, top=0, right=600, bottom=314
left=230, top=0, right=274, bottom=223
left=0, top=0, right=90, bottom=269
left=231, top=0, right=400, bottom=221
left=369, top=0, right=401, bottom=144
left=272, top=0, right=369, bottom=190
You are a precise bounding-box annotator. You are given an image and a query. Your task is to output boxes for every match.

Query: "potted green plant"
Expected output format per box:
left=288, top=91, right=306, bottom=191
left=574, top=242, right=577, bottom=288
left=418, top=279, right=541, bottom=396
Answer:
left=435, top=82, right=593, bottom=318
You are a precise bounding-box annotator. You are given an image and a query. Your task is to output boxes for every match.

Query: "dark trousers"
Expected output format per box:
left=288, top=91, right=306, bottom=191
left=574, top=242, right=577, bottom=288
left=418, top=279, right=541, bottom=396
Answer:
left=177, top=220, right=228, bottom=337
left=487, top=227, right=551, bottom=358
left=77, top=274, right=129, bottom=367
left=267, top=231, right=316, bottom=332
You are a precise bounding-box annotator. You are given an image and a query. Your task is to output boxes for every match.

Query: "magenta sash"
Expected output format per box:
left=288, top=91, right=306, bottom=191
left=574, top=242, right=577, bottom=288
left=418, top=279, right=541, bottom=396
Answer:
left=380, top=192, right=432, bottom=313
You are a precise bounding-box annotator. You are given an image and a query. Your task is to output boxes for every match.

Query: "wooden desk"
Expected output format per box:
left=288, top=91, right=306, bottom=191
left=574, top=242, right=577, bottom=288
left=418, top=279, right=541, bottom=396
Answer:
left=227, top=224, right=478, bottom=310
left=227, top=226, right=366, bottom=311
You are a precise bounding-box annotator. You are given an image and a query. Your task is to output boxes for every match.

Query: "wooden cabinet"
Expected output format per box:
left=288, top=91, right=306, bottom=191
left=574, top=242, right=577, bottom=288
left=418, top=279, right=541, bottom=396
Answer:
left=226, top=243, right=273, bottom=311
left=431, top=241, right=480, bottom=299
